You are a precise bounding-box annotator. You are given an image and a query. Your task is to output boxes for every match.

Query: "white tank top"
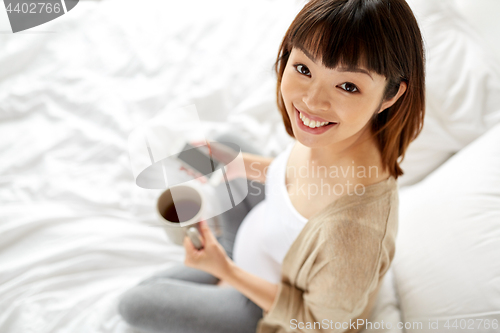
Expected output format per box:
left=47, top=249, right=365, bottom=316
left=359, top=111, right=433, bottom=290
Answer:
left=232, top=141, right=308, bottom=284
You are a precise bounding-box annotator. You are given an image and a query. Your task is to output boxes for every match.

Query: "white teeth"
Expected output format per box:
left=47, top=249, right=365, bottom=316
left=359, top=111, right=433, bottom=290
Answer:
left=299, top=111, right=330, bottom=128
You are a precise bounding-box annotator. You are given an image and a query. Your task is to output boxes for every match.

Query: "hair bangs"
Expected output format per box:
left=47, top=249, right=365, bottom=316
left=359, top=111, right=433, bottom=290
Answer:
left=288, top=0, right=400, bottom=79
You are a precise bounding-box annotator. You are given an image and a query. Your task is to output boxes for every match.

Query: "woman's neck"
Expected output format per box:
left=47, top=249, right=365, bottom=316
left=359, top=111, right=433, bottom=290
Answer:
left=297, top=127, right=387, bottom=182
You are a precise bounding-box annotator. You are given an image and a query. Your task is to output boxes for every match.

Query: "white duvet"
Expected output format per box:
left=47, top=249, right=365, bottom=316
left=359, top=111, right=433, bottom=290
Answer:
left=1, top=0, right=499, bottom=332
left=0, top=0, right=301, bottom=332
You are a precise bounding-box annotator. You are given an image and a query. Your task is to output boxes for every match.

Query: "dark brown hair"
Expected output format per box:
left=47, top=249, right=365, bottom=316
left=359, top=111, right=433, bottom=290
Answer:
left=274, top=0, right=425, bottom=179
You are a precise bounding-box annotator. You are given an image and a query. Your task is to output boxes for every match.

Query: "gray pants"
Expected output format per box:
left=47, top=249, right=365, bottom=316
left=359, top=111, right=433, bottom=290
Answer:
left=118, top=134, right=267, bottom=333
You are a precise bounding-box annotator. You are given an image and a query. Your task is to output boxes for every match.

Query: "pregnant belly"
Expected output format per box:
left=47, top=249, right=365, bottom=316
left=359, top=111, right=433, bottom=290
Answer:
left=232, top=200, right=268, bottom=267
left=232, top=200, right=282, bottom=284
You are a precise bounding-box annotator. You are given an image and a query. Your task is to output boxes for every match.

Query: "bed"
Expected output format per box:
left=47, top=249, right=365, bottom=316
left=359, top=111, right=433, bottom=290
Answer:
left=0, top=0, right=499, bottom=332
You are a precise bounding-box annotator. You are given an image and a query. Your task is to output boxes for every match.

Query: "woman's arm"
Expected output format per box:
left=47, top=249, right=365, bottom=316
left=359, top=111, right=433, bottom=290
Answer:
left=221, top=260, right=279, bottom=313
left=183, top=221, right=278, bottom=313
left=241, top=152, right=274, bottom=184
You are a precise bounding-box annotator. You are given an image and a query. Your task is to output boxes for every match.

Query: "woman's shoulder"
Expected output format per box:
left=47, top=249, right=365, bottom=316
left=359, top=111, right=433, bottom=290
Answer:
left=310, top=175, right=398, bottom=236
left=324, top=174, right=397, bottom=210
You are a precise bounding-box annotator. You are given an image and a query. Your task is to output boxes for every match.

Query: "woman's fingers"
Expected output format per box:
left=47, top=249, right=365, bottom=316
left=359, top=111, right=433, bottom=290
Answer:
left=179, top=165, right=194, bottom=176
left=189, top=140, right=213, bottom=156
left=179, top=165, right=207, bottom=183
left=190, top=140, right=209, bottom=149
left=188, top=140, right=236, bottom=164
left=208, top=142, right=238, bottom=164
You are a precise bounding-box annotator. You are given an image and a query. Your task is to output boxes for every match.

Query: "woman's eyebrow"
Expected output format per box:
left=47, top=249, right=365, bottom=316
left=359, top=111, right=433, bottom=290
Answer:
left=298, top=48, right=374, bottom=81
left=337, top=67, right=374, bottom=81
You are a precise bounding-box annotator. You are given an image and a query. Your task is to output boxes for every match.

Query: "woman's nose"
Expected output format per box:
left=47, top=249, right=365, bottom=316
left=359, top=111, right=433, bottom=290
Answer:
left=302, top=81, right=331, bottom=111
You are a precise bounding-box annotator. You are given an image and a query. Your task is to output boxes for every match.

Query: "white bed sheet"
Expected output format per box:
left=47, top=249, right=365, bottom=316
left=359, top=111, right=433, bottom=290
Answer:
left=0, top=0, right=302, bottom=332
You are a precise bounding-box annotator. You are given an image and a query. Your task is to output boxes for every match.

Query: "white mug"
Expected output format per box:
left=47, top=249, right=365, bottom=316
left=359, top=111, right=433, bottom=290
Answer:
left=156, top=183, right=205, bottom=246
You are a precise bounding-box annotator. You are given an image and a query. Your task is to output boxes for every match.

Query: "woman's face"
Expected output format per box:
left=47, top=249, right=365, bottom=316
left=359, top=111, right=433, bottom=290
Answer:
left=281, top=47, right=401, bottom=150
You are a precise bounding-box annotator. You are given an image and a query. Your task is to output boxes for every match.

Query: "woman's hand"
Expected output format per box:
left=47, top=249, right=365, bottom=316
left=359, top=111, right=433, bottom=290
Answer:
left=183, top=220, right=233, bottom=280
left=179, top=165, right=208, bottom=183
left=178, top=140, right=246, bottom=183
left=184, top=221, right=279, bottom=312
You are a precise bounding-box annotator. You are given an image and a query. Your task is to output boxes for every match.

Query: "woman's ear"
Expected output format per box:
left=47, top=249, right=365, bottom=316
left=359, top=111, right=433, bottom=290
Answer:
left=378, top=81, right=408, bottom=114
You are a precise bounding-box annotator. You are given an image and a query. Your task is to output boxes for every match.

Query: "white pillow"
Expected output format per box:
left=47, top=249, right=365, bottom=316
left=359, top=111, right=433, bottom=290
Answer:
left=218, top=0, right=500, bottom=174
left=392, top=122, right=500, bottom=332
left=398, top=0, right=500, bottom=186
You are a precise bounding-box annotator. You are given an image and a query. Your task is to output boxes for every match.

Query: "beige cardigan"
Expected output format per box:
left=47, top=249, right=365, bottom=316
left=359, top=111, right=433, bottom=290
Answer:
left=255, top=176, right=399, bottom=333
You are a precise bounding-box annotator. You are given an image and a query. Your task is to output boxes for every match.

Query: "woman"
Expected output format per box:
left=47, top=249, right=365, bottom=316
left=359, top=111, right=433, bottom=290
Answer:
left=118, top=0, right=425, bottom=332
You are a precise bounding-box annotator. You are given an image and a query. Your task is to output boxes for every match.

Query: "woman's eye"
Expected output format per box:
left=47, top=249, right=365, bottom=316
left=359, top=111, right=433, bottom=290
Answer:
left=294, top=64, right=310, bottom=76
left=339, top=82, right=359, bottom=93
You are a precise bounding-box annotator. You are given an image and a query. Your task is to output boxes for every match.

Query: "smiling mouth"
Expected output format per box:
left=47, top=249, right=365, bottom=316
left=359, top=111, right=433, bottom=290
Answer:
left=295, top=107, right=337, bottom=128
left=294, top=107, right=338, bottom=135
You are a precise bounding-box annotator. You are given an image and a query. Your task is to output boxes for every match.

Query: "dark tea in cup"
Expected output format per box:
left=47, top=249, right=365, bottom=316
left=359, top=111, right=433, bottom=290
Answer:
left=156, top=184, right=205, bottom=246
left=162, top=200, right=201, bottom=223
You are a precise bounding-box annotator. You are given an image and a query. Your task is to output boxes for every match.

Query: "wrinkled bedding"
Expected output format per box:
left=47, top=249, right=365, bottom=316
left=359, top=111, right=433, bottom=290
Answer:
left=0, top=0, right=301, bottom=331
